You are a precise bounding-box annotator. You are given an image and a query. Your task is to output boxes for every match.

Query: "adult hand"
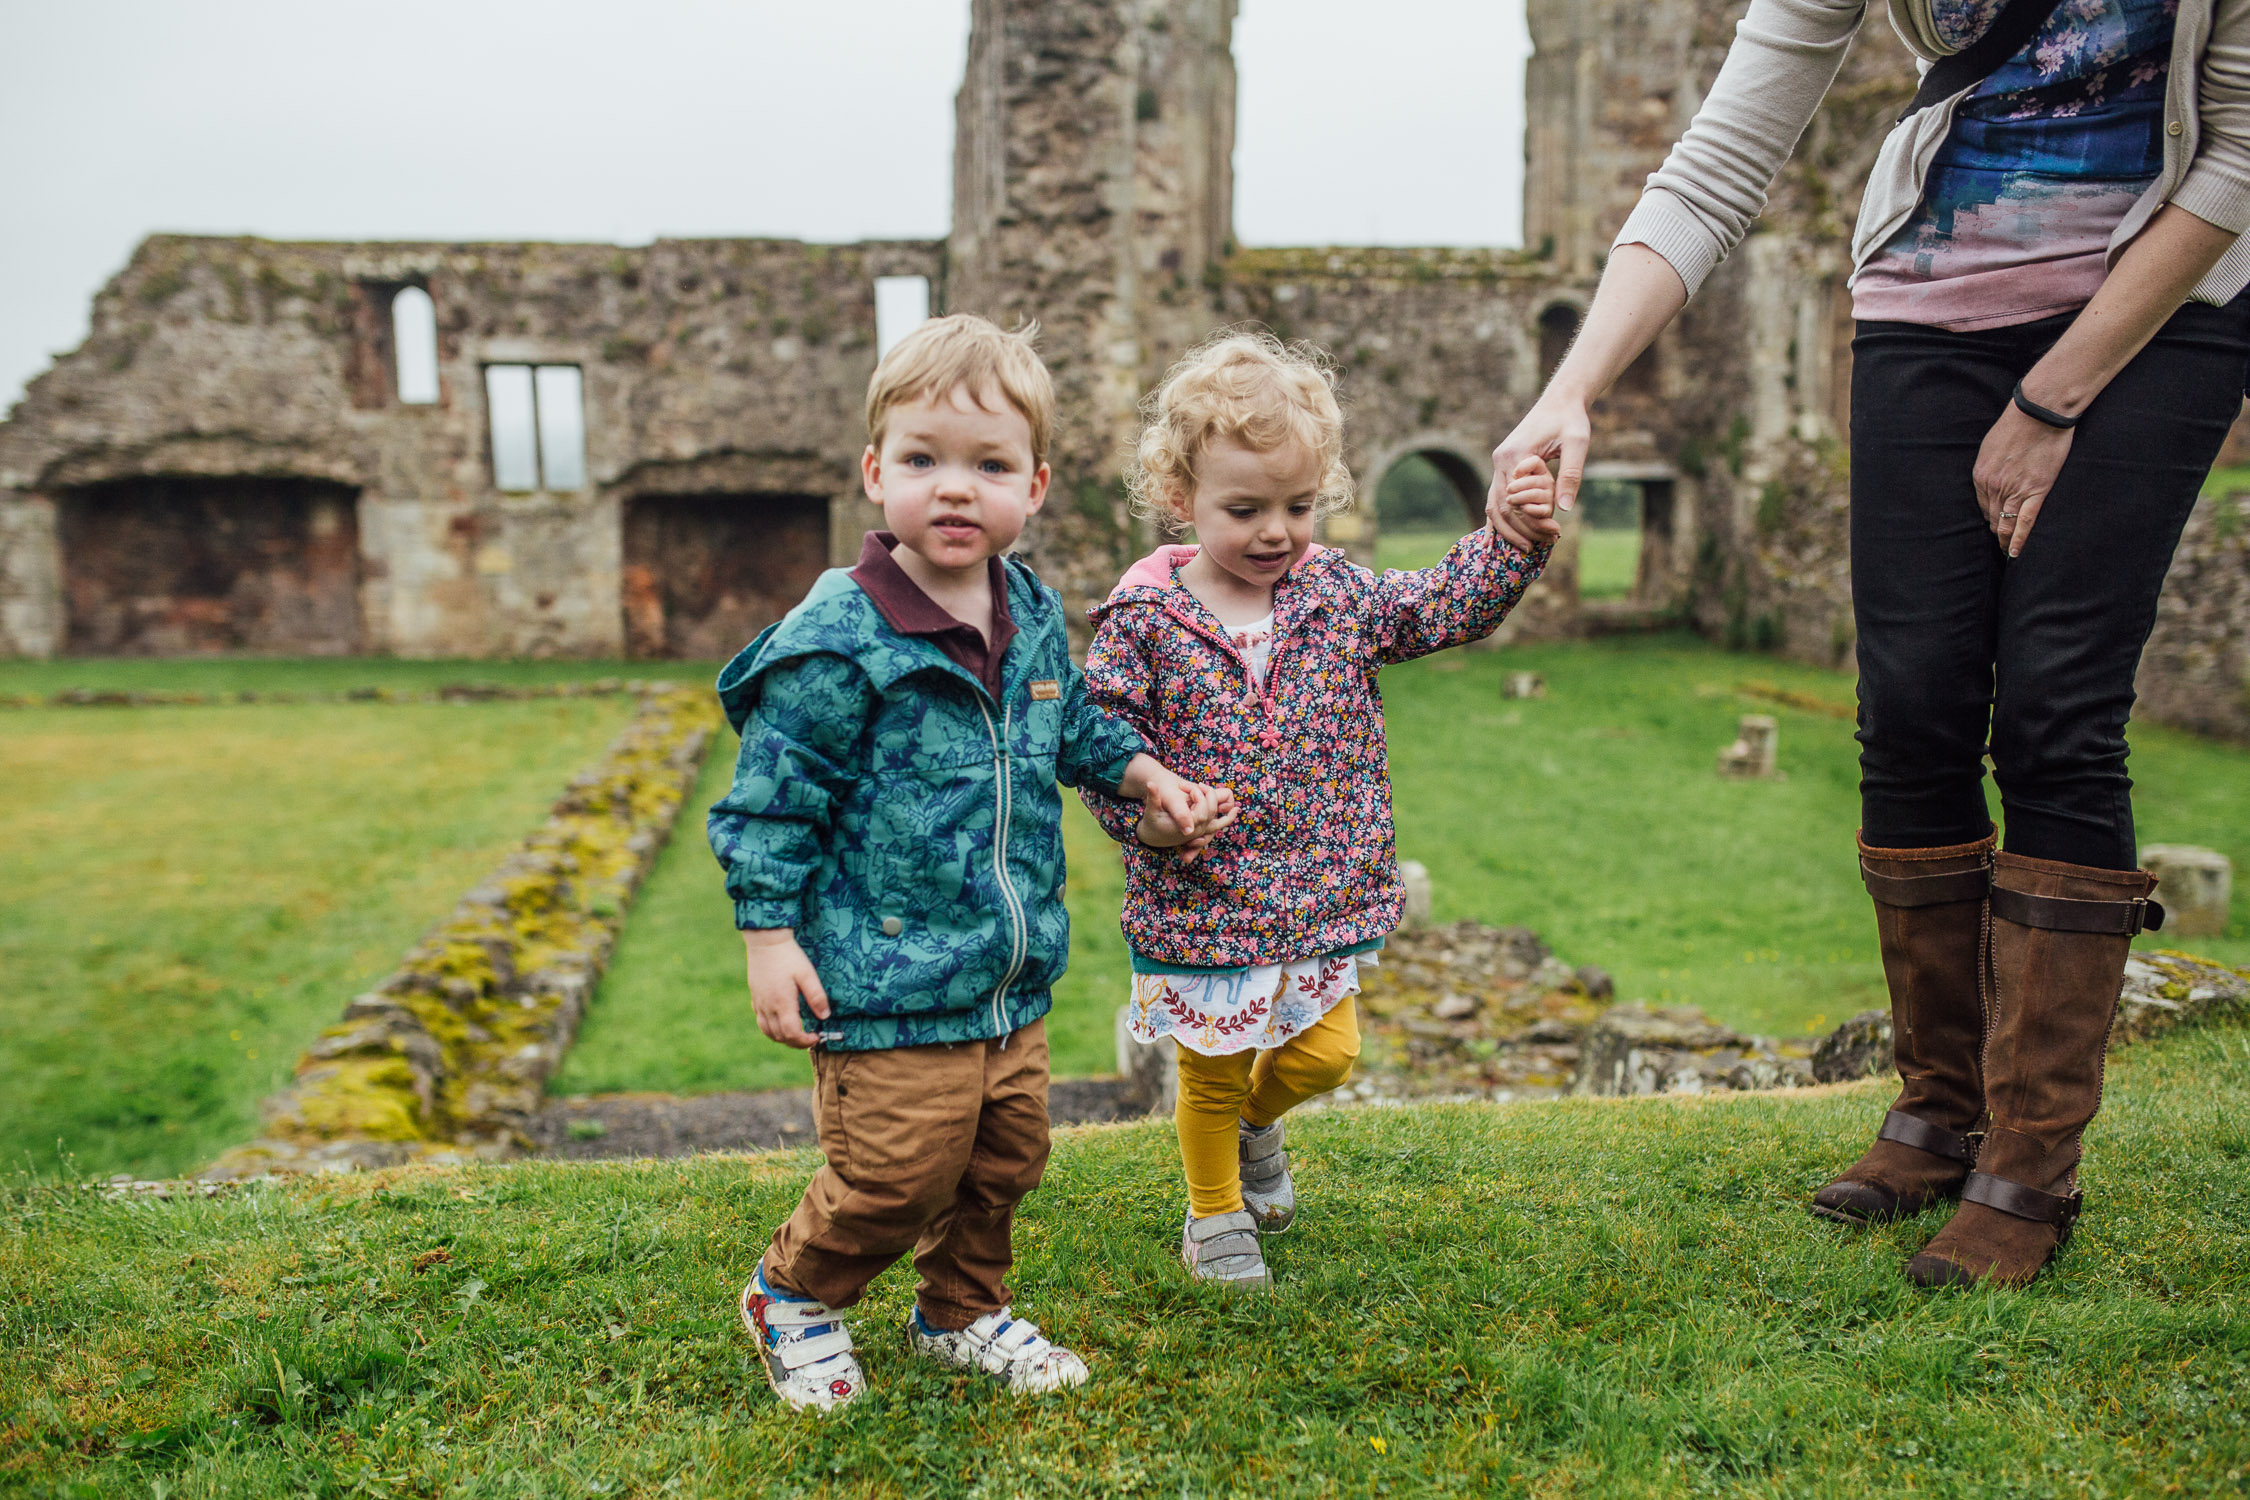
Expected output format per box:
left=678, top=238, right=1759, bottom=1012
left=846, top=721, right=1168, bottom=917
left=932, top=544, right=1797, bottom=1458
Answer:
left=743, top=928, right=829, bottom=1048
left=1489, top=390, right=1590, bottom=552
left=1973, top=401, right=2076, bottom=559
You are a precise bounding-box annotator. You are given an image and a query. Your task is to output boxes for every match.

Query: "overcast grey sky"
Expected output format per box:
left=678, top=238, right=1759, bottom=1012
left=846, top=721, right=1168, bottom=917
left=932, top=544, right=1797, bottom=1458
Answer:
left=0, top=0, right=1530, bottom=411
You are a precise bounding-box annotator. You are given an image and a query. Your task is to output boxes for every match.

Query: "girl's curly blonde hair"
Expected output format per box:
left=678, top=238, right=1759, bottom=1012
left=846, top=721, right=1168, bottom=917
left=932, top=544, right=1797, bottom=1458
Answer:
left=1126, top=328, right=1355, bottom=530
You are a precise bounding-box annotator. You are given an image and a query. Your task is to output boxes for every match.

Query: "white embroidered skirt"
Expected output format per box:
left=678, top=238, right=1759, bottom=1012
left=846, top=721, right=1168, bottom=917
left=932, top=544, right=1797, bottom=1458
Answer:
left=1127, top=951, right=1373, bottom=1058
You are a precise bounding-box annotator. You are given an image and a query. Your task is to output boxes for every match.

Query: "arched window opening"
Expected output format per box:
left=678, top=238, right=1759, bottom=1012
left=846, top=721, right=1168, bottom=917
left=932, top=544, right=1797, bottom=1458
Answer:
left=392, top=286, right=440, bottom=405
left=1373, top=450, right=1485, bottom=572
left=1537, top=303, right=1580, bottom=382
left=875, top=275, right=932, bottom=358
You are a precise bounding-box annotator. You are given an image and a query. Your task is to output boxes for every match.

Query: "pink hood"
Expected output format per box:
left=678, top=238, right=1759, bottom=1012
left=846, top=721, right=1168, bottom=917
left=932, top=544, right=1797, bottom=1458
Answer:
left=1103, top=543, right=1340, bottom=602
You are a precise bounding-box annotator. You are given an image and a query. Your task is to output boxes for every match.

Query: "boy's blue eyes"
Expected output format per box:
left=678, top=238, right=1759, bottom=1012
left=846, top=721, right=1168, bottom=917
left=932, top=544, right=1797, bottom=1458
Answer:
left=900, top=454, right=1011, bottom=474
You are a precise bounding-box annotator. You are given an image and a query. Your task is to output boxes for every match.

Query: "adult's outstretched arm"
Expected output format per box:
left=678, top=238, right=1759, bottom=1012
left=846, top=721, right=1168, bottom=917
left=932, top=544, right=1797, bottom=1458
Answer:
left=1486, top=245, right=1687, bottom=547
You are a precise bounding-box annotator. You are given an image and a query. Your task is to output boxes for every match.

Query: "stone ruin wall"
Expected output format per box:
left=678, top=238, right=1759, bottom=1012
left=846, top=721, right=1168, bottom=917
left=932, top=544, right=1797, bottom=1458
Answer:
left=0, top=234, right=940, bottom=658
left=2, top=0, right=2247, bottom=739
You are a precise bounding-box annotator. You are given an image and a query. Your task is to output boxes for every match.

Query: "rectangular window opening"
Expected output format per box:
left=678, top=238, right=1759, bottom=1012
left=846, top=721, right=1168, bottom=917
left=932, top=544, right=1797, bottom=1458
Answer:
left=874, top=275, right=932, bottom=359
left=484, top=363, right=586, bottom=492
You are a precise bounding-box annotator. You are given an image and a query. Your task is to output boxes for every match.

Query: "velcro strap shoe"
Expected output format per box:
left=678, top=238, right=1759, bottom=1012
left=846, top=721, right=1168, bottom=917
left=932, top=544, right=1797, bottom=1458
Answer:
left=1182, top=1209, right=1272, bottom=1289
left=908, top=1305, right=1090, bottom=1395
left=741, top=1269, right=865, bottom=1413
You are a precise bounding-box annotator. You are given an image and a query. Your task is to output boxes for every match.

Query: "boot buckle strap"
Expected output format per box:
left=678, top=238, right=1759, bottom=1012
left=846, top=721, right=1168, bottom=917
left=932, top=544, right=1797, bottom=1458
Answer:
left=1859, top=863, right=1992, bottom=908
left=1990, top=887, right=2164, bottom=935
left=1962, top=1171, right=2083, bottom=1232
left=1876, top=1111, right=1982, bottom=1165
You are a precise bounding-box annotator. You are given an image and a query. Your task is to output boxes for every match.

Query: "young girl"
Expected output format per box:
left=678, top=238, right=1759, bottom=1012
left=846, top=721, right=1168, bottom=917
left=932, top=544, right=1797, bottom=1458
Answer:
left=1082, top=330, right=1557, bottom=1287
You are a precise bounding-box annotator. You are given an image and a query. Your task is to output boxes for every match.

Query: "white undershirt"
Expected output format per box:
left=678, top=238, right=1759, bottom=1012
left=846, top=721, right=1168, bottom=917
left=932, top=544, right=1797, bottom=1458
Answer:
left=1230, top=612, right=1276, bottom=691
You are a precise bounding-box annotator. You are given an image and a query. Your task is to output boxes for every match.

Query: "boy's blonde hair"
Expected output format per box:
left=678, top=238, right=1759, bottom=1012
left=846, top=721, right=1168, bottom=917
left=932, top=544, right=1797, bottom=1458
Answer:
left=865, top=313, right=1055, bottom=466
left=1127, top=328, right=1354, bottom=529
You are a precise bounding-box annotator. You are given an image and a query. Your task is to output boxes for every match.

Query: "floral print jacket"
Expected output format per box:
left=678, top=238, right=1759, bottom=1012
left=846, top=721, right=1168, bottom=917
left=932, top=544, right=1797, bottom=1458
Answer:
left=1081, top=528, right=1547, bottom=969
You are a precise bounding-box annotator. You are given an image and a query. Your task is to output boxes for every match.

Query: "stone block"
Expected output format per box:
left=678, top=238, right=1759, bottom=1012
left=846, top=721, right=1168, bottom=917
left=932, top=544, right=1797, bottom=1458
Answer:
left=1398, top=859, right=1433, bottom=927
left=1811, top=1009, right=1892, bottom=1083
left=1574, top=1003, right=1813, bottom=1096
left=2141, top=844, right=2233, bottom=938
left=1717, top=715, right=1779, bottom=779
left=1115, top=1004, right=1178, bottom=1116
left=1504, top=672, right=1546, bottom=699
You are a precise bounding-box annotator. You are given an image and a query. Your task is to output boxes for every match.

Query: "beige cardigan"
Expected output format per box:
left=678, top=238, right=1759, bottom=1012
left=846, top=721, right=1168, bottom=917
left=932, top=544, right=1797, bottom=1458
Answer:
left=1616, top=0, right=2250, bottom=306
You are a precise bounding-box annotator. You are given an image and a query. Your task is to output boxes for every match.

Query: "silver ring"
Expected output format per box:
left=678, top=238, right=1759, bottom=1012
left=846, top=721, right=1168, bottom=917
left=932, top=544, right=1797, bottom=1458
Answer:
left=2000, top=511, right=2019, bottom=520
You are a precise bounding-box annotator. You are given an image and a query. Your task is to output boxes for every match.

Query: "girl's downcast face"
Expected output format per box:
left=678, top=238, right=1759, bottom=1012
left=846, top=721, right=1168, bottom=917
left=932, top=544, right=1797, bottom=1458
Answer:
left=1177, top=434, right=1323, bottom=623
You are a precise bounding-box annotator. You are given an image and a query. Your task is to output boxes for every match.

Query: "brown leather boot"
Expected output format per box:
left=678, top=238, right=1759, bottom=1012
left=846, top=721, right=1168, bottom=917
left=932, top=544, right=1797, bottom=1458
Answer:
left=1905, top=852, right=2162, bottom=1288
left=1811, top=830, right=1995, bottom=1226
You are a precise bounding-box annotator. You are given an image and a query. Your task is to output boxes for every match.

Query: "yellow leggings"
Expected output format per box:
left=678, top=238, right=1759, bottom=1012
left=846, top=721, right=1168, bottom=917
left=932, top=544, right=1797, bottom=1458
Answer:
left=1174, top=999, right=1361, bottom=1217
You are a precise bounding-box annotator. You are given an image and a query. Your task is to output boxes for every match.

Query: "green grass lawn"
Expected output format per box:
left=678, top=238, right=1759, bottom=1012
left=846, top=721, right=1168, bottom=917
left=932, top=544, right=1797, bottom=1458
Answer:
left=1576, top=527, right=1641, bottom=600
left=1375, top=525, right=1641, bottom=602
left=2201, top=463, right=2250, bottom=496
left=561, top=632, right=2250, bottom=1095
left=1374, top=525, right=1465, bottom=573
left=0, top=657, right=712, bottom=699
left=8, top=1020, right=2248, bottom=1496
left=0, top=698, right=632, bottom=1180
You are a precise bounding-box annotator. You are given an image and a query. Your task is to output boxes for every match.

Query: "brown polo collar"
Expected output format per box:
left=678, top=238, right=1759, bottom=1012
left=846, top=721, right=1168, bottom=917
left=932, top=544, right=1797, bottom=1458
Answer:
left=849, top=531, right=1018, bottom=700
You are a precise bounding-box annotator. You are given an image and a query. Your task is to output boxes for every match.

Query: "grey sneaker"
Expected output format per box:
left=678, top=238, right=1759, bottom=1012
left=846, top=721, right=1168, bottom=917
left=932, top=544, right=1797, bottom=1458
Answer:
left=1239, top=1119, right=1295, bottom=1233
left=1182, top=1209, right=1272, bottom=1288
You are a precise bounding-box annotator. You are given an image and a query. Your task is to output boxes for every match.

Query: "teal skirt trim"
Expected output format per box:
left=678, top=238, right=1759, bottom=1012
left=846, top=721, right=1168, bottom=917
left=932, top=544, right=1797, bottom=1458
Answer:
left=1128, top=936, right=1385, bottom=977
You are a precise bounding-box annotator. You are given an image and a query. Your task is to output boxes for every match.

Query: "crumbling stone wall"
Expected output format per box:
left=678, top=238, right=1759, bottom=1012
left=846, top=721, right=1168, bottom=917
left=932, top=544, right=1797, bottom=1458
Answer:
left=0, top=234, right=939, bottom=658
left=2140, top=489, right=2250, bottom=742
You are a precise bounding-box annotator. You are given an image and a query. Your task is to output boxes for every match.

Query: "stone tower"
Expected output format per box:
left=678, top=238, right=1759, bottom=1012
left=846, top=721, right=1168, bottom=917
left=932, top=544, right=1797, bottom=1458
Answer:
left=1523, top=0, right=1712, bottom=277
left=949, top=0, right=1238, bottom=608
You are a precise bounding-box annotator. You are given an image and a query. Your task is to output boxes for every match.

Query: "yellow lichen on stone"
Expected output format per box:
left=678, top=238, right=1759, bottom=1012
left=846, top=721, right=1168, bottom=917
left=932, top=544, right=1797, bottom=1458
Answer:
left=282, top=1057, right=426, bottom=1142
left=208, top=686, right=722, bottom=1177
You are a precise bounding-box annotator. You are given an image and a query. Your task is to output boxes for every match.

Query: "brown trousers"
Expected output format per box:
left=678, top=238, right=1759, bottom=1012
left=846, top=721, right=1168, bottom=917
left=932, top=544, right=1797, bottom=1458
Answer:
left=762, top=1019, right=1051, bottom=1331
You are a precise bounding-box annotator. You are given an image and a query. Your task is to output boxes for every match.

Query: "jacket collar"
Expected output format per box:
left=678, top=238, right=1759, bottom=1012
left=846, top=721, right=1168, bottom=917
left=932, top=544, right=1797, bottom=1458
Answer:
left=1090, top=542, right=1345, bottom=643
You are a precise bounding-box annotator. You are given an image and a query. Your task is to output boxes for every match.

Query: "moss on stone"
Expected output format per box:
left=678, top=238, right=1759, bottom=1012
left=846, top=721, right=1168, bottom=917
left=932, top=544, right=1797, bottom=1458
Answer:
left=214, top=687, right=720, bottom=1175
left=289, top=1058, right=426, bottom=1142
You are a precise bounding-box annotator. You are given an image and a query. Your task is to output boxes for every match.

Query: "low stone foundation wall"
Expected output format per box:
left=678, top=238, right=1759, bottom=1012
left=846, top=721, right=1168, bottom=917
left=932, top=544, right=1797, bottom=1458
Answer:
left=203, top=685, right=719, bottom=1179
left=1, top=678, right=659, bottom=711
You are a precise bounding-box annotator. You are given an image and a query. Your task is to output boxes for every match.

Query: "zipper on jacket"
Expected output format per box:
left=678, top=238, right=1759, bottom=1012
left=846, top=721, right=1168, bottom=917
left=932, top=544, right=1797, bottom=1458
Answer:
left=976, top=696, right=1029, bottom=1040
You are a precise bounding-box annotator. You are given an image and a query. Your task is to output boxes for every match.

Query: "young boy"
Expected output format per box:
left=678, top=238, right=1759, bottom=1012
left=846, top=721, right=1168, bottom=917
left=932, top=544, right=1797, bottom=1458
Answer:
left=709, top=314, right=1232, bottom=1412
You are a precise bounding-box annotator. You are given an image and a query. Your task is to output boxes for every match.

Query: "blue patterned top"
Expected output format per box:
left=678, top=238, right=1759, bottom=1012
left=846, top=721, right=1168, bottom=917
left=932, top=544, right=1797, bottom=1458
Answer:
left=1854, top=0, right=2176, bottom=329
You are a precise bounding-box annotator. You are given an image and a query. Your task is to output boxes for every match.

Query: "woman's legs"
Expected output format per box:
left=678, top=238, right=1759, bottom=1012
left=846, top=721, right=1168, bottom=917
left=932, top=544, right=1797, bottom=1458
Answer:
left=1984, top=297, right=2250, bottom=866
left=1847, top=296, right=2250, bottom=1281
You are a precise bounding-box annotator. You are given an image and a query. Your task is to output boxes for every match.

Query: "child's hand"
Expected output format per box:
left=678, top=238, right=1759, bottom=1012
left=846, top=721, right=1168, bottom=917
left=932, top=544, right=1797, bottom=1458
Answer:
left=742, top=928, right=830, bottom=1049
left=1139, top=780, right=1239, bottom=864
left=1491, top=452, right=1561, bottom=549
left=1119, top=756, right=1238, bottom=865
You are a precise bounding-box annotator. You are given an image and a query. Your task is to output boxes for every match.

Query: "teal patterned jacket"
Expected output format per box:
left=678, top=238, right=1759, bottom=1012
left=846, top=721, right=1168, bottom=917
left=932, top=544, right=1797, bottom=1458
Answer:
left=709, top=559, right=1147, bottom=1051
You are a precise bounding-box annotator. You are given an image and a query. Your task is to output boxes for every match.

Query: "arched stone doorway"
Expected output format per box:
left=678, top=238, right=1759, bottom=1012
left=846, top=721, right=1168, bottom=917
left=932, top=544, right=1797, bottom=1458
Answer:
left=611, top=452, right=847, bottom=660
left=1369, top=445, right=1486, bottom=572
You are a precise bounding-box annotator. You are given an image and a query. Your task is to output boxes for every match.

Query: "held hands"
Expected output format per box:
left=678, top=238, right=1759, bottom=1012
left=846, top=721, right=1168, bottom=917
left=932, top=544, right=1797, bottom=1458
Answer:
left=1489, top=391, right=1589, bottom=553
left=1489, top=452, right=1561, bottom=549
left=1119, top=753, right=1239, bottom=866
left=742, top=928, right=830, bottom=1049
left=1975, top=399, right=2076, bottom=559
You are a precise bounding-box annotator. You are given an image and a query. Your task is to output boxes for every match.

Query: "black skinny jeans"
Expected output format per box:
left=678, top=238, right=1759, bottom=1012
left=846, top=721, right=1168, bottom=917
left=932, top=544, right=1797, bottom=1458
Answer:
left=1850, top=295, right=2250, bottom=870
